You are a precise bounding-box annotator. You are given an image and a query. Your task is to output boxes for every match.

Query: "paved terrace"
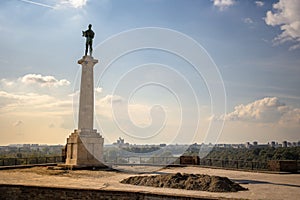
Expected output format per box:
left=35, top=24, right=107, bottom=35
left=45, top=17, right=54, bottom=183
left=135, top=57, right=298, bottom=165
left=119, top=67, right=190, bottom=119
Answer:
left=0, top=166, right=299, bottom=200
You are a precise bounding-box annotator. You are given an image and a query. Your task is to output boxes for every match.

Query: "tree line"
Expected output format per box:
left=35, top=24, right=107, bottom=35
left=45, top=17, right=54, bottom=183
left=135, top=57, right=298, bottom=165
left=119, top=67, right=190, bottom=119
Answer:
left=204, top=146, right=300, bottom=162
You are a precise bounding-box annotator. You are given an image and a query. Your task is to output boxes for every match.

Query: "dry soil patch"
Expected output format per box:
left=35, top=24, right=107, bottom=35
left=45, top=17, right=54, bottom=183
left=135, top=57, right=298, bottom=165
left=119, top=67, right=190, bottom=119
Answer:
left=121, top=172, right=247, bottom=192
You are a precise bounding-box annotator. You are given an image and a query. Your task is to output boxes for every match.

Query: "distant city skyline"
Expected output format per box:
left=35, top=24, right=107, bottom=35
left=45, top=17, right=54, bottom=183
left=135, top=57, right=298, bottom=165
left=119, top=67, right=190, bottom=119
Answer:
left=3, top=139, right=300, bottom=147
left=0, top=0, right=299, bottom=145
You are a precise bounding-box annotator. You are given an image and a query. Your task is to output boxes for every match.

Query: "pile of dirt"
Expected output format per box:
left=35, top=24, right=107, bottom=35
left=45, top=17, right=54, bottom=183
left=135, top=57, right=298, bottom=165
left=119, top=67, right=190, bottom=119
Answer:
left=121, top=173, right=247, bottom=192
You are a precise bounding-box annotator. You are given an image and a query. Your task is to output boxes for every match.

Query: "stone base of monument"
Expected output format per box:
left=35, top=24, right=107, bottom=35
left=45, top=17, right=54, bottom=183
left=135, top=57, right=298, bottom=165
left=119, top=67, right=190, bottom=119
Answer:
left=59, top=129, right=107, bottom=169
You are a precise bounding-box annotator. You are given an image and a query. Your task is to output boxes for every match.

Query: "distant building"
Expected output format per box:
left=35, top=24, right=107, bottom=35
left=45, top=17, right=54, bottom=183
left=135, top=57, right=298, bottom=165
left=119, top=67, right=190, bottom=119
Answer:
left=282, top=141, right=287, bottom=148
left=270, top=141, right=276, bottom=148
left=245, top=142, right=251, bottom=149
left=292, top=142, right=297, bottom=147
left=117, top=137, right=124, bottom=145
left=245, top=141, right=269, bottom=149
left=231, top=144, right=243, bottom=149
left=113, top=137, right=129, bottom=147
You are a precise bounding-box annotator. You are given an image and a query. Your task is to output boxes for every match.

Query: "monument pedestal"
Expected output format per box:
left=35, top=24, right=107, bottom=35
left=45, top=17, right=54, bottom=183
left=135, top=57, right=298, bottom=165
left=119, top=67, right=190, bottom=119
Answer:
left=63, top=129, right=105, bottom=168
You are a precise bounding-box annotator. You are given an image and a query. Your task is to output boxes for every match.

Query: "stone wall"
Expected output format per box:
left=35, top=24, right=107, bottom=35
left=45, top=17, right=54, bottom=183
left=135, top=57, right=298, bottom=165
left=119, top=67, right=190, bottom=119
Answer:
left=180, top=156, right=200, bottom=165
left=0, top=184, right=216, bottom=200
left=268, top=160, right=297, bottom=172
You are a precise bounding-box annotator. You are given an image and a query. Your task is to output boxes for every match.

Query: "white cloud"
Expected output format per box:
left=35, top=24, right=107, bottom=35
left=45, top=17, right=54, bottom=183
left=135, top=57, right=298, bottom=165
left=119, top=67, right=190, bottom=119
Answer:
left=243, top=18, right=254, bottom=24
left=98, top=94, right=124, bottom=105
left=13, top=120, right=23, bottom=127
left=212, top=0, right=235, bottom=11
left=265, top=0, right=300, bottom=50
left=96, top=95, right=163, bottom=125
left=20, top=74, right=70, bottom=87
left=0, top=90, right=72, bottom=115
left=68, top=90, right=80, bottom=97
left=95, top=87, right=103, bottom=93
left=0, top=90, right=53, bottom=106
left=255, top=1, right=264, bottom=7
left=95, top=95, right=125, bottom=121
left=0, top=74, right=71, bottom=114
left=1, top=79, right=14, bottom=86
left=222, top=97, right=300, bottom=126
left=59, top=0, right=88, bottom=9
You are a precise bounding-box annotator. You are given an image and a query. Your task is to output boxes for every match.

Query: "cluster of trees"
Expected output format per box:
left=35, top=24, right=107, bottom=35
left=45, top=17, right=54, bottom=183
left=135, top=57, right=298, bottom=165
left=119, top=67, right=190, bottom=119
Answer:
left=122, top=146, right=160, bottom=153
left=103, top=146, right=175, bottom=164
left=0, top=146, right=63, bottom=159
left=3, top=144, right=299, bottom=167
left=204, top=147, right=300, bottom=162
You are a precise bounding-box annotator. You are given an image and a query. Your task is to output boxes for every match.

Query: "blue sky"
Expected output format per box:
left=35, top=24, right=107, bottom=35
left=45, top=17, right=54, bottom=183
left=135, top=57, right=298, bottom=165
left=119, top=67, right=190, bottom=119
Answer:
left=0, top=0, right=299, bottom=145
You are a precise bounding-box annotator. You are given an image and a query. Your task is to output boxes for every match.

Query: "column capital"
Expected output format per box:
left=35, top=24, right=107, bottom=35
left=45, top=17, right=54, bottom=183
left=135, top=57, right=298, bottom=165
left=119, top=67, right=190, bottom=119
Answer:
left=78, top=55, right=98, bottom=65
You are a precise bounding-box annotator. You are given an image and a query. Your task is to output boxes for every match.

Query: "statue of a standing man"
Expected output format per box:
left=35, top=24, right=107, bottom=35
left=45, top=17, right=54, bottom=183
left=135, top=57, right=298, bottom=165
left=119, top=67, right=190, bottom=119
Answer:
left=82, top=24, right=95, bottom=56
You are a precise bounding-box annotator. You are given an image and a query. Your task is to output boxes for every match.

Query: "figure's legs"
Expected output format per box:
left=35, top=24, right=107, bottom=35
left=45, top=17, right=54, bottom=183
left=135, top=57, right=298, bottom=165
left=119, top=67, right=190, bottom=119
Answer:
left=85, top=43, right=88, bottom=56
left=89, top=41, right=93, bottom=56
left=89, top=45, right=93, bottom=56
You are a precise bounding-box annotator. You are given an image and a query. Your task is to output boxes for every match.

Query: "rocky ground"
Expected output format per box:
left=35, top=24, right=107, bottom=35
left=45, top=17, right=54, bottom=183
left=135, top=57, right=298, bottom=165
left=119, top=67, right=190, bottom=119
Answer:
left=121, top=172, right=247, bottom=192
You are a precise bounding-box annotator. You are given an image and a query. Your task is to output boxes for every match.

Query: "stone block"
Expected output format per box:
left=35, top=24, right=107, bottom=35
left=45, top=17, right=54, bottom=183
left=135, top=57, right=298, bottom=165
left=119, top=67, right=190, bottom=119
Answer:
left=64, top=129, right=105, bottom=168
left=268, top=160, right=297, bottom=172
left=180, top=156, right=200, bottom=165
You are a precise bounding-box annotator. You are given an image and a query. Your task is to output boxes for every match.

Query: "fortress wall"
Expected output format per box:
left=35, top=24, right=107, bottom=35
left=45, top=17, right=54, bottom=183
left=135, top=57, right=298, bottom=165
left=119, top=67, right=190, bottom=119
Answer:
left=0, top=184, right=216, bottom=200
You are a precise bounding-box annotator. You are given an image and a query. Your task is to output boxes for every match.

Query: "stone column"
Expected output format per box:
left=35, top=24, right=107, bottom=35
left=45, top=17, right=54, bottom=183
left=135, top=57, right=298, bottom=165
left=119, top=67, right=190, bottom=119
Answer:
left=78, top=56, right=98, bottom=130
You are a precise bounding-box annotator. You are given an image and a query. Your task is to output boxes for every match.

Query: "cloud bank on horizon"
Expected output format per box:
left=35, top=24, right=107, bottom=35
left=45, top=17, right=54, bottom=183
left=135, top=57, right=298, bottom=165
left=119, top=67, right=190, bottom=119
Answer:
left=0, top=73, right=299, bottom=144
left=215, top=97, right=300, bottom=126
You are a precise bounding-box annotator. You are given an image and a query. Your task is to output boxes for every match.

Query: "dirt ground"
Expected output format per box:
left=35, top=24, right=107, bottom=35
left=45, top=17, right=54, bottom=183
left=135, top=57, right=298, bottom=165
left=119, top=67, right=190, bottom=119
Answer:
left=0, top=166, right=299, bottom=200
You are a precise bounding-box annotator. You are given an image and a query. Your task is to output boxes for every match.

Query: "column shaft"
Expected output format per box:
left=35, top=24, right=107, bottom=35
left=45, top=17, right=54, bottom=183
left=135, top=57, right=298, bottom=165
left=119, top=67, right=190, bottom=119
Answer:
left=77, top=56, right=98, bottom=130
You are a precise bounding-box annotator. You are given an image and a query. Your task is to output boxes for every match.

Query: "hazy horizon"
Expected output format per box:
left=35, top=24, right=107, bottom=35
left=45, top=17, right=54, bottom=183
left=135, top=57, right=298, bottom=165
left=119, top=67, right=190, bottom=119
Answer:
left=2, top=139, right=299, bottom=147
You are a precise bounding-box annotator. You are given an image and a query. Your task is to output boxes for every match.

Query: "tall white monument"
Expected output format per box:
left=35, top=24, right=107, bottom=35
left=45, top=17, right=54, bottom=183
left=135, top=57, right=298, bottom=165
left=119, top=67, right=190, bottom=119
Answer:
left=64, top=55, right=105, bottom=168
